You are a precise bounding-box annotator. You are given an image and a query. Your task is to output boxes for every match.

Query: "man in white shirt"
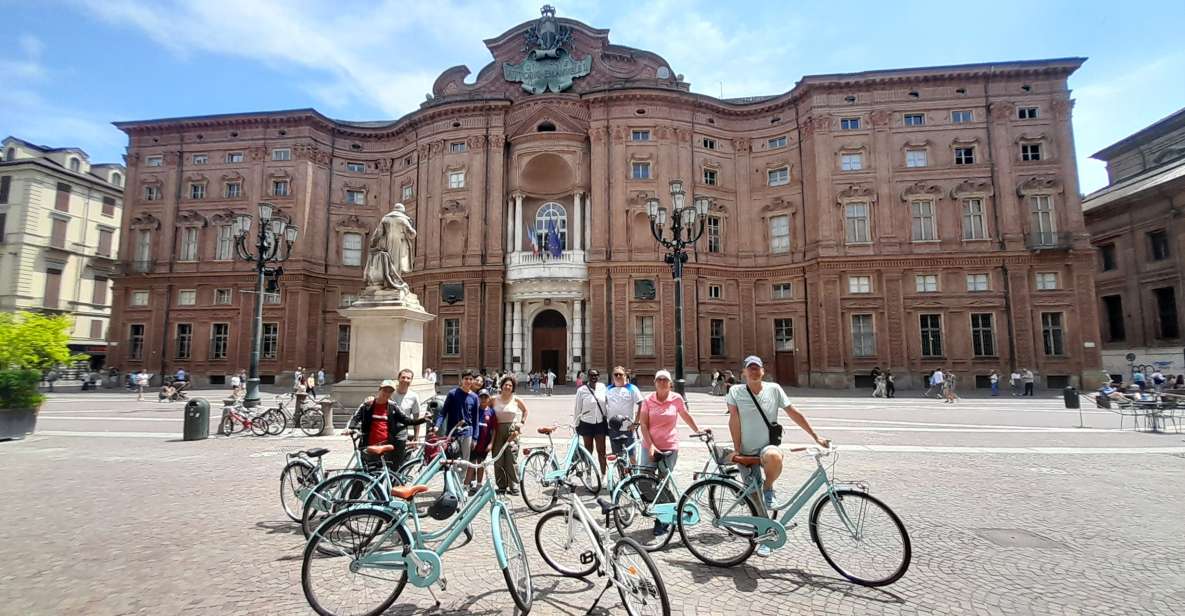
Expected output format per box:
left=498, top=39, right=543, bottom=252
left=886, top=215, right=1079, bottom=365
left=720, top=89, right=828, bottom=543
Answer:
left=1010, top=370, right=1021, bottom=396
left=605, top=366, right=644, bottom=463
left=545, top=369, right=556, bottom=396
left=928, top=369, right=944, bottom=399
left=426, top=368, right=438, bottom=394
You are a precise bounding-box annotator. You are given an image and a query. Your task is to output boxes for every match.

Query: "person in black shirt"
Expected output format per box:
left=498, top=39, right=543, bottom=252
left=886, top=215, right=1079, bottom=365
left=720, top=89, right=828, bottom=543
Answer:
left=348, top=379, right=430, bottom=471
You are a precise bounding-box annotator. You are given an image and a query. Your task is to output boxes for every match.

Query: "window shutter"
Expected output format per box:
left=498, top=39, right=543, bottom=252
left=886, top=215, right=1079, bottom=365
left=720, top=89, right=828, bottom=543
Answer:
left=55, top=182, right=71, bottom=211
left=102, top=196, right=116, bottom=216
left=44, top=269, right=62, bottom=308
left=0, top=176, right=10, bottom=204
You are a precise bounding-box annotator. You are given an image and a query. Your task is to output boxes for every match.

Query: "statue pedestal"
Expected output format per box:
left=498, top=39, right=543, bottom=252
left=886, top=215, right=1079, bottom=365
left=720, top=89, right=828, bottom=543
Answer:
left=330, top=298, right=437, bottom=410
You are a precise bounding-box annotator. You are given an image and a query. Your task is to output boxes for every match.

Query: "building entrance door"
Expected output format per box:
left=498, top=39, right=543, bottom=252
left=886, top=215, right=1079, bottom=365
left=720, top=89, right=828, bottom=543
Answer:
left=532, top=309, right=567, bottom=384
left=775, top=351, right=798, bottom=387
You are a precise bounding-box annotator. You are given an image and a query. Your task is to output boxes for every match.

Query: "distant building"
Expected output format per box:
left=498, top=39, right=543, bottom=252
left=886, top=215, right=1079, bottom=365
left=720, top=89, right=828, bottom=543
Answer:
left=0, top=137, right=125, bottom=368
left=1084, top=107, right=1185, bottom=380
left=108, top=8, right=1102, bottom=389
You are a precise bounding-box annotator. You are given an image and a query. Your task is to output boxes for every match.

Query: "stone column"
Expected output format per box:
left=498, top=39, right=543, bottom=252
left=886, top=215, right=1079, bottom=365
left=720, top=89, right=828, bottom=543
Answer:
left=506, top=197, right=515, bottom=255
left=572, top=299, right=585, bottom=373
left=513, top=193, right=524, bottom=255
left=572, top=191, right=583, bottom=252
left=512, top=300, right=523, bottom=373
left=503, top=302, right=512, bottom=370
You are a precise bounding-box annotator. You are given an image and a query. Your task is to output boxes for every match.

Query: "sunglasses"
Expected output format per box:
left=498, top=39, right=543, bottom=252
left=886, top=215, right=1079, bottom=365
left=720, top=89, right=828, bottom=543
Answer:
left=613, top=373, right=625, bottom=377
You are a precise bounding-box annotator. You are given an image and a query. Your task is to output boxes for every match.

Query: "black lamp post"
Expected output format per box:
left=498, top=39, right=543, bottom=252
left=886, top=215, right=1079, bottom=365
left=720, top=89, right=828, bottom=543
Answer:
left=647, top=180, right=712, bottom=397
left=233, top=202, right=299, bottom=408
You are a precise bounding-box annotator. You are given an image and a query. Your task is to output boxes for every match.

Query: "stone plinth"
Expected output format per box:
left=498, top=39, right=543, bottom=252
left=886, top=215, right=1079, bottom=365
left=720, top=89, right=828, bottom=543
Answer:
left=330, top=297, right=437, bottom=409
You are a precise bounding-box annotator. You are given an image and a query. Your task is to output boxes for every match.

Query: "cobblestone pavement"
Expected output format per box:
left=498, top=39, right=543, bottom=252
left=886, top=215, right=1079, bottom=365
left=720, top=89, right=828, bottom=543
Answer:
left=3, top=391, right=1185, bottom=615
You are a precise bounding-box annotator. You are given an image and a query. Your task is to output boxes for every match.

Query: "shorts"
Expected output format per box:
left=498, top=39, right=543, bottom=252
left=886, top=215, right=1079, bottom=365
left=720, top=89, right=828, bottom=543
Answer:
left=470, top=447, right=489, bottom=464
left=608, top=429, right=635, bottom=456
left=576, top=420, right=607, bottom=437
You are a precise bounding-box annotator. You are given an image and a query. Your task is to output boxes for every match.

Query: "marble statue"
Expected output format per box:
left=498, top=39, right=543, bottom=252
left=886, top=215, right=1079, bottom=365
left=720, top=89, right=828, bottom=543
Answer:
left=365, top=203, right=415, bottom=290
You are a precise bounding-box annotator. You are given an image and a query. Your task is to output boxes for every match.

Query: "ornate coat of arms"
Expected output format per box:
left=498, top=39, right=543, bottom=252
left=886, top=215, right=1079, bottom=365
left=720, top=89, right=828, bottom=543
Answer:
left=503, top=5, right=592, bottom=94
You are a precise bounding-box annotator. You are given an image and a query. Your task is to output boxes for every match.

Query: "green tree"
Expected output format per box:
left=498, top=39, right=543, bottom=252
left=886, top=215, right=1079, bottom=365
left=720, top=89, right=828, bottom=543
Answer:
left=0, top=311, right=85, bottom=371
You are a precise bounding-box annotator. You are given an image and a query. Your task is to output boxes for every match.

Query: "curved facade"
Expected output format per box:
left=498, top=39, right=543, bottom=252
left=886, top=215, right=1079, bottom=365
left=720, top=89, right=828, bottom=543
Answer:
left=109, top=9, right=1103, bottom=389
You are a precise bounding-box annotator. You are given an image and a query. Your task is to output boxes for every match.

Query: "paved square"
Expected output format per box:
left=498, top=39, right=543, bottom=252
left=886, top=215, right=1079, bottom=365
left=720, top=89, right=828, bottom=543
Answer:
left=3, top=388, right=1184, bottom=615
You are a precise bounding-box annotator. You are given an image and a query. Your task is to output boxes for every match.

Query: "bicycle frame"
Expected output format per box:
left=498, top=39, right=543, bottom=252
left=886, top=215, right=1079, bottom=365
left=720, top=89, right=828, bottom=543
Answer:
left=554, top=485, right=642, bottom=597
left=532, top=429, right=595, bottom=483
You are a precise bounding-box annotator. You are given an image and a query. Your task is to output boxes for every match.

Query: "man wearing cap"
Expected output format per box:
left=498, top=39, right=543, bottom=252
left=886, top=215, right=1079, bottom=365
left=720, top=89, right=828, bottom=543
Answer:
left=469, top=388, right=499, bottom=492
left=347, top=375, right=431, bottom=471
left=726, top=355, right=830, bottom=556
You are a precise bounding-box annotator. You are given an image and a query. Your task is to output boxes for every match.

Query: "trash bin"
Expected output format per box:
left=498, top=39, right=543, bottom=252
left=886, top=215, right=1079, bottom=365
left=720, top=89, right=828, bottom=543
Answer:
left=1063, top=386, right=1080, bottom=409
left=184, top=398, right=210, bottom=440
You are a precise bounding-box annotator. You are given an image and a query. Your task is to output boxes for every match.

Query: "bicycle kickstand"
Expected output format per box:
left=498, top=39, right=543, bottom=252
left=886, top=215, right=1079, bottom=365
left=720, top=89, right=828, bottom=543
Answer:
left=426, top=582, right=443, bottom=608
left=585, top=578, right=614, bottom=615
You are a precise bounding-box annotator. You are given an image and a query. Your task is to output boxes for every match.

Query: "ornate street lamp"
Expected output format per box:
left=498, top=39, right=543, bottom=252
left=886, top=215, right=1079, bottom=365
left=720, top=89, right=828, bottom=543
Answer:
left=234, top=202, right=299, bottom=407
left=647, top=180, right=712, bottom=396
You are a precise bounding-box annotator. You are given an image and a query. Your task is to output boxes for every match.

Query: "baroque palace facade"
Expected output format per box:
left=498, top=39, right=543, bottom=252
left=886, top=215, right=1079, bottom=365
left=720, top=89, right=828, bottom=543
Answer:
left=108, top=8, right=1103, bottom=389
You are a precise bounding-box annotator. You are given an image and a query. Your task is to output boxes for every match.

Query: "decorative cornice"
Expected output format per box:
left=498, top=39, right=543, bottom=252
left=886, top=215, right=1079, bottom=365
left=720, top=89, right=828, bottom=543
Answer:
left=835, top=184, right=876, bottom=205
left=951, top=179, right=994, bottom=198
left=175, top=210, right=208, bottom=227
left=334, top=215, right=368, bottom=231
left=129, top=212, right=161, bottom=230
left=1016, top=175, right=1063, bottom=196
left=900, top=181, right=944, bottom=203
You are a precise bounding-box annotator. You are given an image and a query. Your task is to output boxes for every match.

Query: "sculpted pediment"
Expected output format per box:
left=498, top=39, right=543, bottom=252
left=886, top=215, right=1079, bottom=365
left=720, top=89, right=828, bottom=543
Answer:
left=506, top=103, right=589, bottom=138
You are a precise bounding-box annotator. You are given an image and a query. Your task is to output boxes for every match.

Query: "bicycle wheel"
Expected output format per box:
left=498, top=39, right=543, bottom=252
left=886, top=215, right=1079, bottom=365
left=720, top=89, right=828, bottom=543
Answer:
left=302, top=507, right=410, bottom=616
left=281, top=460, right=318, bottom=522
left=810, top=489, right=911, bottom=587
left=496, top=507, right=534, bottom=613
left=611, top=537, right=670, bottom=616
left=219, top=414, right=239, bottom=436
left=570, top=448, right=602, bottom=494
left=534, top=508, right=600, bottom=577
left=613, top=474, right=676, bottom=551
left=520, top=450, right=559, bottom=513
left=250, top=416, right=269, bottom=436
left=676, top=478, right=757, bottom=567
left=265, top=408, right=287, bottom=436
left=299, top=408, right=325, bottom=436
left=302, top=473, right=388, bottom=540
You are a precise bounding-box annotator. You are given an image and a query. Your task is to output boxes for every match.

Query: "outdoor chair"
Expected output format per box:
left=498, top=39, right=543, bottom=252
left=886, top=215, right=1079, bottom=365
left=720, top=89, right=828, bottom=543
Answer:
left=1097, top=394, right=1142, bottom=431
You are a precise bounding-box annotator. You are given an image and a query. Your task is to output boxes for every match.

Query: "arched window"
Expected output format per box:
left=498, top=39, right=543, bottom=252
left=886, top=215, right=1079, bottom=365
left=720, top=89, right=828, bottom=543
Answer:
left=69, top=157, right=81, bottom=172
left=111, top=172, right=122, bottom=187
left=534, top=202, right=567, bottom=253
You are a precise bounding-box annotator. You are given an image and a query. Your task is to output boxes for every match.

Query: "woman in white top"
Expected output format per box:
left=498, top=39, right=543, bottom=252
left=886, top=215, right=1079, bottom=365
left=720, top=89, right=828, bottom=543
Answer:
left=492, top=376, right=528, bottom=495
left=573, top=369, right=610, bottom=474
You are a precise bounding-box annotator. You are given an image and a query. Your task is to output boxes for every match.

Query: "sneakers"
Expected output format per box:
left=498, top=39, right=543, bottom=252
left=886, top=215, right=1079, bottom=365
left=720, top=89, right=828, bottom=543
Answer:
left=763, top=488, right=776, bottom=511
left=653, top=521, right=669, bottom=536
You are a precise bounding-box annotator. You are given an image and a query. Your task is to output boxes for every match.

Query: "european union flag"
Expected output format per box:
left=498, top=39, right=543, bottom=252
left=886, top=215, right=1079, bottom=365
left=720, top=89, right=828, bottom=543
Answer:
left=546, top=220, right=563, bottom=258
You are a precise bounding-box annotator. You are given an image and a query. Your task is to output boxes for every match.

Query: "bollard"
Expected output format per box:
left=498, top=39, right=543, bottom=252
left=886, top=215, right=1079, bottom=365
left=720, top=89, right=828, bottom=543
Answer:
left=318, top=399, right=335, bottom=436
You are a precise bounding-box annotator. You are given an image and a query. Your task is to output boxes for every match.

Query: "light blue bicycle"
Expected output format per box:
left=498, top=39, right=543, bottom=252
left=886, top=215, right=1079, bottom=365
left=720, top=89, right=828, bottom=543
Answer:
left=520, top=424, right=603, bottom=512
left=301, top=440, right=532, bottom=615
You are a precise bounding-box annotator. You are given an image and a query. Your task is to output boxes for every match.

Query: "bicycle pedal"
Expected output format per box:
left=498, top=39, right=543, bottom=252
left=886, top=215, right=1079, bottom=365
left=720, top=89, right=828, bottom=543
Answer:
left=438, top=576, right=448, bottom=591
left=579, top=551, right=597, bottom=565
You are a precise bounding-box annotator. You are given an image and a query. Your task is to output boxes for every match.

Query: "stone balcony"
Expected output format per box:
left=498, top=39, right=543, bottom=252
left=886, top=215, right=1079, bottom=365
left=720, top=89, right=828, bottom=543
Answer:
left=505, top=250, right=587, bottom=282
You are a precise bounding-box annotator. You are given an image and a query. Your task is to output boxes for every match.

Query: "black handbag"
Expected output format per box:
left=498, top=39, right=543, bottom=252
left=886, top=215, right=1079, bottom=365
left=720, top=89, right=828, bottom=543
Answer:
left=746, top=385, right=782, bottom=446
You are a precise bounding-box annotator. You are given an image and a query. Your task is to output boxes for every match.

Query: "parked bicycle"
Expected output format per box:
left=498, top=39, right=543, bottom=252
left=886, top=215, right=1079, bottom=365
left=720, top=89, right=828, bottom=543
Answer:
left=676, top=445, right=911, bottom=587
left=265, top=392, right=326, bottom=437
left=280, top=446, right=359, bottom=522
left=301, top=440, right=532, bottom=616
left=218, top=401, right=269, bottom=436
left=520, top=424, right=603, bottom=512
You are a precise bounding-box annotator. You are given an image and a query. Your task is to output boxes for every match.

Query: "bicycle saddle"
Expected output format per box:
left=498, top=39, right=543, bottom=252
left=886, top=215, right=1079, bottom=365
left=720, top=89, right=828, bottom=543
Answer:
left=391, top=485, right=430, bottom=500
left=606, top=454, right=617, bottom=463
left=304, top=448, right=330, bottom=458
left=596, top=497, right=617, bottom=515
left=732, top=455, right=762, bottom=466
left=537, top=426, right=555, bottom=434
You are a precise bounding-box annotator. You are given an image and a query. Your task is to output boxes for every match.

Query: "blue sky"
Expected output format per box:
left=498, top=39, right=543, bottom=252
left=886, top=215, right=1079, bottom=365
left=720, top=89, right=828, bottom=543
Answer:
left=1, top=0, right=1181, bottom=194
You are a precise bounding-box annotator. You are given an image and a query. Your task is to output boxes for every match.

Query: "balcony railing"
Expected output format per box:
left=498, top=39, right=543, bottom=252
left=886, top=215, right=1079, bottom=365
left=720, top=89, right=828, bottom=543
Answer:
left=1025, top=231, right=1074, bottom=251
left=505, top=250, right=587, bottom=282
left=506, top=250, right=586, bottom=267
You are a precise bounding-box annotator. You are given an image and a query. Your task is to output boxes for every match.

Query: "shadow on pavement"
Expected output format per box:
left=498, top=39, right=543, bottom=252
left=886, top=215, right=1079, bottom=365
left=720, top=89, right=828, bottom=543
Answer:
left=665, top=557, right=905, bottom=604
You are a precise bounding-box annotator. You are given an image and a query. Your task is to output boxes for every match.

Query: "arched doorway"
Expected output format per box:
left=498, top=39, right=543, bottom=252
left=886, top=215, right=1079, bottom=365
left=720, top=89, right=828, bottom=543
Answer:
left=532, top=309, right=567, bottom=384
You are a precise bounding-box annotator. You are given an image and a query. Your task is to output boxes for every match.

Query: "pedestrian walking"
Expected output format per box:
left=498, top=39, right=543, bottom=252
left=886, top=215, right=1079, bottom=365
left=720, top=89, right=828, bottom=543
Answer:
left=134, top=369, right=147, bottom=401
left=990, top=370, right=1000, bottom=396
left=1010, top=370, right=1021, bottom=396
left=1133, top=369, right=1146, bottom=392
left=1151, top=369, right=1166, bottom=393
left=872, top=373, right=886, bottom=398
left=230, top=372, right=242, bottom=400
left=926, top=369, right=945, bottom=398
left=317, top=368, right=326, bottom=387
left=943, top=370, right=959, bottom=404
left=545, top=368, right=556, bottom=396
left=1023, top=368, right=1035, bottom=396
left=885, top=370, right=895, bottom=398
left=306, top=372, right=317, bottom=398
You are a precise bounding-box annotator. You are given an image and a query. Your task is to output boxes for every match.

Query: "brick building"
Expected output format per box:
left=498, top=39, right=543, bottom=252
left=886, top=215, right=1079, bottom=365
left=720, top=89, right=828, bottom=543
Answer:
left=1083, top=106, right=1185, bottom=379
left=108, top=8, right=1103, bottom=389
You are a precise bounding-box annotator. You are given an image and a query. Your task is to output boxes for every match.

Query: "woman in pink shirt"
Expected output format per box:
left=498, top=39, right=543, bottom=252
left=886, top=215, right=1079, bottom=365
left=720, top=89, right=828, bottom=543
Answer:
left=639, top=369, right=703, bottom=536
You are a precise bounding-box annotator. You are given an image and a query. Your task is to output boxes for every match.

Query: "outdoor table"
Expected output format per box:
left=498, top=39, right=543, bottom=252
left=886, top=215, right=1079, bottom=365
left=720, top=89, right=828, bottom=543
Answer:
left=1134, top=401, right=1164, bottom=433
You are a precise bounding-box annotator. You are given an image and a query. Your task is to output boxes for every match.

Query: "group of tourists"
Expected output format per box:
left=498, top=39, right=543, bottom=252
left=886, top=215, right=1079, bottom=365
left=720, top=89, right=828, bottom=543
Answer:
left=292, top=367, right=325, bottom=397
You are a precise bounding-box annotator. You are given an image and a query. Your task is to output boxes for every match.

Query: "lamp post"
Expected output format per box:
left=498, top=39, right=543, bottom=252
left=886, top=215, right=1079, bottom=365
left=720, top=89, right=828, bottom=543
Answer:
left=233, top=202, right=299, bottom=408
left=647, top=180, right=712, bottom=397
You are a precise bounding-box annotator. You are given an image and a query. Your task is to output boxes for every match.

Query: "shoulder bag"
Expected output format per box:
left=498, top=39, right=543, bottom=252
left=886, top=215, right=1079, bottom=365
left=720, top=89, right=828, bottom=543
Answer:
left=745, top=385, right=782, bottom=446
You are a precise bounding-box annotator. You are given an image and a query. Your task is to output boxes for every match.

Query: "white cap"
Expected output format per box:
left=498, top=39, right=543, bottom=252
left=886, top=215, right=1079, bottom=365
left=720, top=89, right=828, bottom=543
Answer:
left=743, top=355, right=764, bottom=368
left=654, top=369, right=672, bottom=381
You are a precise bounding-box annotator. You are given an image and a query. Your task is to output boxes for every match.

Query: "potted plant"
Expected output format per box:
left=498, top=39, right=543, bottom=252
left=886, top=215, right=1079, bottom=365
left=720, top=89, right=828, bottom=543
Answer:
left=0, top=312, right=85, bottom=440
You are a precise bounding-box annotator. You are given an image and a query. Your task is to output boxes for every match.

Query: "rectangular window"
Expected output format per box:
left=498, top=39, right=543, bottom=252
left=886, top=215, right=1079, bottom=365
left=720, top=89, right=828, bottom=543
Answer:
left=131, top=290, right=150, bottom=306
left=1154, top=287, right=1180, bottom=338
left=134, top=230, right=151, bottom=269
left=210, top=324, right=229, bottom=359
left=90, top=276, right=108, bottom=305
left=179, top=227, right=198, bottom=261
left=708, top=284, right=722, bottom=300
left=631, top=130, right=651, bottom=142
left=49, top=218, right=66, bottom=249
left=263, top=290, right=281, bottom=304
left=189, top=183, right=206, bottom=199
left=961, top=198, right=987, bottom=240
left=1100, top=243, right=1117, bottom=271
left=272, top=180, right=289, bottom=197
left=271, top=148, right=291, bottom=161
left=703, top=168, right=718, bottom=186
left=845, top=202, right=870, bottom=244
left=772, top=282, right=793, bottom=299
left=631, top=162, right=651, bottom=180
left=1149, top=229, right=1170, bottom=261
left=342, top=232, right=363, bottom=266
left=920, top=314, right=943, bottom=357
left=910, top=201, right=936, bottom=241
left=710, top=319, right=725, bottom=356
left=966, top=273, right=990, bottom=292
left=347, top=162, right=366, bottom=173
left=340, top=293, right=356, bottom=308
left=1018, top=106, right=1039, bottom=119
left=1035, top=272, right=1059, bottom=290
left=904, top=113, right=925, bottom=126
left=102, top=196, right=116, bottom=216
left=129, top=324, right=145, bottom=359
left=1103, top=295, right=1125, bottom=342
left=768, top=215, right=790, bottom=253
left=767, top=167, right=790, bottom=186
left=706, top=215, right=721, bottom=253
left=214, top=288, right=232, bottom=305
left=1041, top=312, right=1065, bottom=355
left=448, top=171, right=466, bottom=189
left=848, top=276, right=871, bottom=294
left=971, top=313, right=996, bottom=356
left=768, top=136, right=787, bottom=149
left=143, top=185, right=161, bottom=201
left=0, top=175, right=9, bottom=203
left=90, top=319, right=103, bottom=340
left=840, top=117, right=861, bottom=130
left=178, top=289, right=196, bottom=306
left=226, top=152, right=244, bottom=163
left=55, top=182, right=71, bottom=211
left=146, top=155, right=163, bottom=167
left=443, top=318, right=461, bottom=356
left=345, top=190, right=366, bottom=205
left=840, top=153, right=863, bottom=171
left=191, top=154, right=208, bottom=165
left=954, top=147, right=976, bottom=165
left=915, top=274, right=938, bottom=293
left=97, top=228, right=113, bottom=257
left=952, top=110, right=974, bottom=123
left=261, top=323, right=279, bottom=359
left=774, top=318, right=794, bottom=351
left=402, top=185, right=414, bottom=201
left=635, top=316, right=655, bottom=356
left=1031, top=195, right=1056, bottom=243
left=1021, top=143, right=1042, bottom=161
left=449, top=141, right=466, bottom=153
left=224, top=182, right=241, bottom=198
left=175, top=323, right=192, bottom=360
left=337, top=324, right=351, bottom=352
left=851, top=314, right=875, bottom=357
left=215, top=226, right=233, bottom=260
left=906, top=149, right=928, bottom=168
left=701, top=137, right=717, bottom=150
left=634, top=279, right=656, bottom=300
left=0, top=212, right=5, bottom=242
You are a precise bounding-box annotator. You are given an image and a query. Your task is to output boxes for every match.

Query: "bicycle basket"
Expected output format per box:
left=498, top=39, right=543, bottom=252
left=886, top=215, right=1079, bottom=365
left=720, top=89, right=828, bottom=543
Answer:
left=711, top=444, right=735, bottom=467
